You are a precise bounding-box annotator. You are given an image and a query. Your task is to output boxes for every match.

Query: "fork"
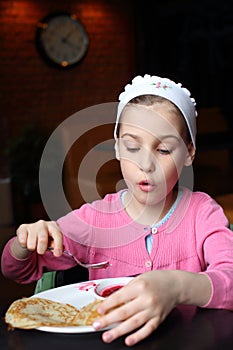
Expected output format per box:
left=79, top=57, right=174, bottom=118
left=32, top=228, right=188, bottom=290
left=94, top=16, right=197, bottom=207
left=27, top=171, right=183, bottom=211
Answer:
left=47, top=247, right=110, bottom=269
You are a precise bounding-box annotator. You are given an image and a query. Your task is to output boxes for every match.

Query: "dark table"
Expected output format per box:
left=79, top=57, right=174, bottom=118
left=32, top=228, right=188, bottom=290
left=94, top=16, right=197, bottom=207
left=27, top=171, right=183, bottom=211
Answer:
left=1, top=304, right=233, bottom=350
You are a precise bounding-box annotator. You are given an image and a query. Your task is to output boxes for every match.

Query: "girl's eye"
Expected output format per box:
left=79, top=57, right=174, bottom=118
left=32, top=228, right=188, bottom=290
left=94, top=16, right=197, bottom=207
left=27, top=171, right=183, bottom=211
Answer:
left=123, top=140, right=140, bottom=152
left=157, top=148, right=171, bottom=155
left=126, top=146, right=140, bottom=153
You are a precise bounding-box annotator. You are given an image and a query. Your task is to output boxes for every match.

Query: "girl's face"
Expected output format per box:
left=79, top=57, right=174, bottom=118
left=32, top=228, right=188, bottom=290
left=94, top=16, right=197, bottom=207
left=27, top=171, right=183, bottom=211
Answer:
left=115, top=103, right=195, bottom=209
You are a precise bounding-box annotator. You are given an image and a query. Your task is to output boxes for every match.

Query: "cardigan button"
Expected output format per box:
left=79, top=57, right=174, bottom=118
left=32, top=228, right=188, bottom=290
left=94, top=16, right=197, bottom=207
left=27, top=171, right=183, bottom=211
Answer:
left=151, top=227, right=158, bottom=234
left=145, top=260, right=152, bottom=268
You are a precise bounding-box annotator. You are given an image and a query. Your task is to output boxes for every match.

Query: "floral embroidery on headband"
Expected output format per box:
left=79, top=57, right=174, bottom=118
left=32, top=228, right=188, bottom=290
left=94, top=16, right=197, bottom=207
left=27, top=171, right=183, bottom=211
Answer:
left=150, top=82, right=172, bottom=90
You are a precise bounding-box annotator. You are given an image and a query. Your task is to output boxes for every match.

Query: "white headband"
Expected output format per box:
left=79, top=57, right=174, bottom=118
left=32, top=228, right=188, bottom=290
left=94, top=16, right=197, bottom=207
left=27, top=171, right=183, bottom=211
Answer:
left=114, top=74, right=198, bottom=148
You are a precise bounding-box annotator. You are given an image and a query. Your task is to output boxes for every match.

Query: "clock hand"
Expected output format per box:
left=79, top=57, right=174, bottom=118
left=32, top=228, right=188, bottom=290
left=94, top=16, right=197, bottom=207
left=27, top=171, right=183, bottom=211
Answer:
left=62, top=28, right=76, bottom=43
left=63, top=39, right=81, bottom=50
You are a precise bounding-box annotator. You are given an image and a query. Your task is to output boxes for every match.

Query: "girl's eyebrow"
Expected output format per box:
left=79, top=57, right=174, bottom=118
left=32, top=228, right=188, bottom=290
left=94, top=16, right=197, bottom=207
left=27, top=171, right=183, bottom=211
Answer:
left=121, top=133, right=140, bottom=140
left=121, top=132, right=181, bottom=142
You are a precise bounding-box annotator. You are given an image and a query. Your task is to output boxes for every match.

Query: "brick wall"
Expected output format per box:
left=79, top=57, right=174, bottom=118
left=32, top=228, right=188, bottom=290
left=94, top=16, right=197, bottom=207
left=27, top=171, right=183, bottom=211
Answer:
left=0, top=0, right=135, bottom=147
left=0, top=0, right=135, bottom=299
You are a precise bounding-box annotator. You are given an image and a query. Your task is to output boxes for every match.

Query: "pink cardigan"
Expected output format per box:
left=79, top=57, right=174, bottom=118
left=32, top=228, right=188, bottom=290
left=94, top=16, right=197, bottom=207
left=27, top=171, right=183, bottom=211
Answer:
left=2, top=188, right=233, bottom=310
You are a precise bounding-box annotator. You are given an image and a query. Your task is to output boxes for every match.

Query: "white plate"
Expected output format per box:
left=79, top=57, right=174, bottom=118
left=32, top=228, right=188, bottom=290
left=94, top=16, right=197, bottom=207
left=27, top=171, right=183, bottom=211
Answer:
left=32, top=276, right=133, bottom=333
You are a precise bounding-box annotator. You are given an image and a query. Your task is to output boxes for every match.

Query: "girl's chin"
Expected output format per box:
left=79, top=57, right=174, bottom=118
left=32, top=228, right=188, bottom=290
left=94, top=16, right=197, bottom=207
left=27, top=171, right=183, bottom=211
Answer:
left=126, top=186, right=167, bottom=203
left=134, top=193, right=167, bottom=207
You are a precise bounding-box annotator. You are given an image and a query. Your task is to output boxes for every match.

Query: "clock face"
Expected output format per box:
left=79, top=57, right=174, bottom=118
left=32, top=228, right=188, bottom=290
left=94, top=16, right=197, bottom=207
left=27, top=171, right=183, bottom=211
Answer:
left=36, top=13, right=89, bottom=68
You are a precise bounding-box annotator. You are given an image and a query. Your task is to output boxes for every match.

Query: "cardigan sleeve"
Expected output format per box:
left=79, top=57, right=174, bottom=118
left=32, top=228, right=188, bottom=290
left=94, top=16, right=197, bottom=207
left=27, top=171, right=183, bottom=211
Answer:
left=194, top=193, right=233, bottom=310
left=1, top=206, right=93, bottom=284
left=1, top=236, right=78, bottom=284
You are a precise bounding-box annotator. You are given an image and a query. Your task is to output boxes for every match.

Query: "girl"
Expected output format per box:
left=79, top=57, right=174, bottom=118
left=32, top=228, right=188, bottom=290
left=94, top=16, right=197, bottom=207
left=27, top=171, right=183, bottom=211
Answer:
left=2, top=75, right=233, bottom=347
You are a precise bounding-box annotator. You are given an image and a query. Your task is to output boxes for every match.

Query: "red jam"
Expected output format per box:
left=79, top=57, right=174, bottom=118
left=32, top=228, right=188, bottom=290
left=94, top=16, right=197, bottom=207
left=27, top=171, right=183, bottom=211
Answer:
left=101, top=284, right=124, bottom=297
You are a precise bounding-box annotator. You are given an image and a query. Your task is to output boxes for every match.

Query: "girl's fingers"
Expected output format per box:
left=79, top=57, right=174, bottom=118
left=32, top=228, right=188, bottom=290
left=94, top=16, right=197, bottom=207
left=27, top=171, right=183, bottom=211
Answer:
left=47, top=221, right=63, bottom=256
left=101, top=310, right=160, bottom=345
left=27, top=222, right=48, bottom=254
left=35, top=228, right=49, bottom=254
left=97, top=298, right=140, bottom=326
left=16, top=220, right=63, bottom=256
left=95, top=294, right=153, bottom=336
left=16, top=224, right=29, bottom=248
left=98, top=280, right=139, bottom=314
left=124, top=317, right=161, bottom=346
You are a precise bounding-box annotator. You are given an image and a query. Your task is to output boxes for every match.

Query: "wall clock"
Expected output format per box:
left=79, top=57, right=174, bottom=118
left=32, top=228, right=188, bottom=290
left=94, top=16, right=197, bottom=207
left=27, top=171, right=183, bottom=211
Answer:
left=35, top=12, right=89, bottom=69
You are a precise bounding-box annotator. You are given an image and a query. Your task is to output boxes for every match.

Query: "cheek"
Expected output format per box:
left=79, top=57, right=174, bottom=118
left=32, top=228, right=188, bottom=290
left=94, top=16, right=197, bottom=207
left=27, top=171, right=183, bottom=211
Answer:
left=120, top=157, right=134, bottom=168
left=159, top=162, right=176, bottom=180
left=163, top=155, right=186, bottom=185
left=120, top=159, right=137, bottom=179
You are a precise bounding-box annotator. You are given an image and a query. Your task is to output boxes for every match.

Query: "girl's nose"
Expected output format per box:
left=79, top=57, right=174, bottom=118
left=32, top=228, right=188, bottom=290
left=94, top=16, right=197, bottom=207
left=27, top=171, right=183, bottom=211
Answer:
left=138, top=149, right=155, bottom=173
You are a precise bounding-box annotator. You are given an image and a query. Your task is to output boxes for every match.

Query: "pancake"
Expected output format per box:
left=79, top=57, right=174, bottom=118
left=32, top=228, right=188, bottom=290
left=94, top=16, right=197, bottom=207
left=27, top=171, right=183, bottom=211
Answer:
left=5, top=297, right=102, bottom=330
left=77, top=299, right=103, bottom=325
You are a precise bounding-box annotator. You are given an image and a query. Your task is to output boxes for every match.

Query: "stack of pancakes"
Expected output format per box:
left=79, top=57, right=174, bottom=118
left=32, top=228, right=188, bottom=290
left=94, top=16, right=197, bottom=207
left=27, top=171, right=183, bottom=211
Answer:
left=5, top=297, right=102, bottom=329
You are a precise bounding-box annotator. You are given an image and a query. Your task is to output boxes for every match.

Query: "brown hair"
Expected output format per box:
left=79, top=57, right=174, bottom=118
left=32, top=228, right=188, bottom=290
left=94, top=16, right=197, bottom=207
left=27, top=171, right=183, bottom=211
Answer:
left=116, top=94, right=191, bottom=144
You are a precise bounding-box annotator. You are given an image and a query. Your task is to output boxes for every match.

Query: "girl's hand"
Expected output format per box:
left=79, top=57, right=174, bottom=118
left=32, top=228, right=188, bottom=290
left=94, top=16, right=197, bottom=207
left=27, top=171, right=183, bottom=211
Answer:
left=11, top=220, right=63, bottom=259
left=93, top=270, right=180, bottom=346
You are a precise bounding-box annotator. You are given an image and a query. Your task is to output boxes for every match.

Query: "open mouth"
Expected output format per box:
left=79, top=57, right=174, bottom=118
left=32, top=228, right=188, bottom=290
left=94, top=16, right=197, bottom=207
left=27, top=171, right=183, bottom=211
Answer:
left=141, top=181, right=150, bottom=185
left=138, top=180, right=155, bottom=192
left=139, top=180, right=153, bottom=186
